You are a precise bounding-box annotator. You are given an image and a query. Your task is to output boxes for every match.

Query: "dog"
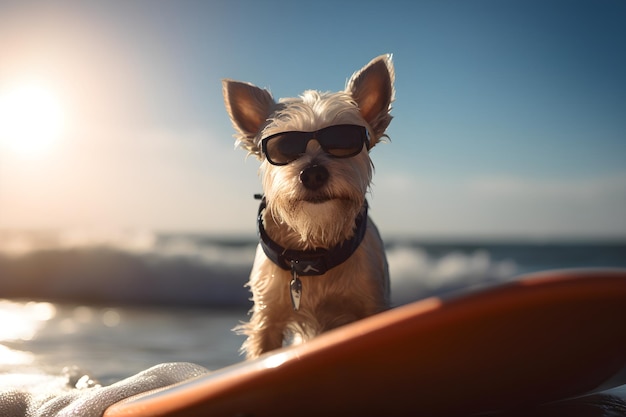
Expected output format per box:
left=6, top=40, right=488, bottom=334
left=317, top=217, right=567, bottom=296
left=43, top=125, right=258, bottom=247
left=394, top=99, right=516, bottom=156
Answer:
left=222, top=54, right=394, bottom=359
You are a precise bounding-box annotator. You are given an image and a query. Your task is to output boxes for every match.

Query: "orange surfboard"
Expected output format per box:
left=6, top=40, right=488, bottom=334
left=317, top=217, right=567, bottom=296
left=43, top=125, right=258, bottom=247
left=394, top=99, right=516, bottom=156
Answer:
left=105, top=269, right=626, bottom=416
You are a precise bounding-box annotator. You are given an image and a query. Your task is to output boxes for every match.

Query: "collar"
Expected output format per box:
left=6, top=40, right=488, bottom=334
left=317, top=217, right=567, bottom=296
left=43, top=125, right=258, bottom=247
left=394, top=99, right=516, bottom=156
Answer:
left=256, top=196, right=368, bottom=276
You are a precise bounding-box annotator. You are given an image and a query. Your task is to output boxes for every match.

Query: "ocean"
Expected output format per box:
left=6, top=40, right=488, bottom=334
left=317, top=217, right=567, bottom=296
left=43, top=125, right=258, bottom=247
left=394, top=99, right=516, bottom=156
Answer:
left=0, top=230, right=625, bottom=414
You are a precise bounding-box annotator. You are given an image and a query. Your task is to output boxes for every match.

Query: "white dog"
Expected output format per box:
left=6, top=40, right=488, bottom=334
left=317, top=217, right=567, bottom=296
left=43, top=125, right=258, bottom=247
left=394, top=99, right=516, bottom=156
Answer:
left=223, top=54, right=394, bottom=359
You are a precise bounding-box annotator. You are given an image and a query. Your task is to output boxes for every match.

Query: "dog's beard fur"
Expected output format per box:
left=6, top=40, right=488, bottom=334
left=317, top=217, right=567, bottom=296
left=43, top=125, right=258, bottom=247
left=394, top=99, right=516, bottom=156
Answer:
left=262, top=154, right=372, bottom=250
left=223, top=54, right=394, bottom=359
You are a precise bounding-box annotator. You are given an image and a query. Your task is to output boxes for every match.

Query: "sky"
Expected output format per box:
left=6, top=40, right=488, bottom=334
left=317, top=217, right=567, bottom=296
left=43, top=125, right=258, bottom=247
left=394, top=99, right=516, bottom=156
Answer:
left=0, top=0, right=625, bottom=240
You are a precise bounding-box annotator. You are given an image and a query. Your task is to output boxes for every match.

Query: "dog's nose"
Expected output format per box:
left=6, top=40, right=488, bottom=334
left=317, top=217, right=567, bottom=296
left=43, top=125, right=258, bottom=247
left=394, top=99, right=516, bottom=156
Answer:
left=299, top=165, right=329, bottom=190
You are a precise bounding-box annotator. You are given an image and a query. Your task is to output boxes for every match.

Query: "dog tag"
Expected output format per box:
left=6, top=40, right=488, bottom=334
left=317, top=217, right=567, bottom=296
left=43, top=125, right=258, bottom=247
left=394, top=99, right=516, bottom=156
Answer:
left=290, top=275, right=302, bottom=311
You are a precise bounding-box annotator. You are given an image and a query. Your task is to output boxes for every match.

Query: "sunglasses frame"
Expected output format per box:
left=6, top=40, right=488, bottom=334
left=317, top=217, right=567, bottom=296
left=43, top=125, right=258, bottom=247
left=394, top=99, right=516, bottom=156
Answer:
left=260, top=124, right=370, bottom=166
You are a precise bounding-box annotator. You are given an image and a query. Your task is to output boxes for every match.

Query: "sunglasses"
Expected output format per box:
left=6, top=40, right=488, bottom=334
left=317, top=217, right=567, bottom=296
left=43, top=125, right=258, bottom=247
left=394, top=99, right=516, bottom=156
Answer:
left=260, top=124, right=369, bottom=166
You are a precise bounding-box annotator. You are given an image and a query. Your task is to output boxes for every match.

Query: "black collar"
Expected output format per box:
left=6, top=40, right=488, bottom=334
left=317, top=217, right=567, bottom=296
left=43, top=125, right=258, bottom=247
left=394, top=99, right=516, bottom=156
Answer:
left=256, top=197, right=368, bottom=276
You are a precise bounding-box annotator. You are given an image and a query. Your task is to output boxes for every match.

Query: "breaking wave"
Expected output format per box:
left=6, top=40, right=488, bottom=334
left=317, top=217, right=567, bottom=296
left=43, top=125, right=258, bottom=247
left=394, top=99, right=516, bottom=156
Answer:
left=1, top=230, right=624, bottom=307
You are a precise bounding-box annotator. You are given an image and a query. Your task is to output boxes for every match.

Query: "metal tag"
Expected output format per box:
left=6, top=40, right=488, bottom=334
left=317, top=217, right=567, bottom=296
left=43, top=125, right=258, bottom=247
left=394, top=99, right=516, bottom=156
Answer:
left=290, top=275, right=302, bottom=311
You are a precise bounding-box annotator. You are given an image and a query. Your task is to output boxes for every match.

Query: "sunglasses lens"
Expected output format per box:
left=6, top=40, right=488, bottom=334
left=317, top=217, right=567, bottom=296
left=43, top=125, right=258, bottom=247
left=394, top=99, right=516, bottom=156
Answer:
left=263, top=132, right=308, bottom=165
left=318, top=125, right=367, bottom=157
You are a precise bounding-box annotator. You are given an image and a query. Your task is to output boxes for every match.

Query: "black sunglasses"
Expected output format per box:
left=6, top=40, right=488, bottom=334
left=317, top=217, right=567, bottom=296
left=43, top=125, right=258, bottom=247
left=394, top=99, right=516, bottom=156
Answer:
left=260, top=124, right=369, bottom=166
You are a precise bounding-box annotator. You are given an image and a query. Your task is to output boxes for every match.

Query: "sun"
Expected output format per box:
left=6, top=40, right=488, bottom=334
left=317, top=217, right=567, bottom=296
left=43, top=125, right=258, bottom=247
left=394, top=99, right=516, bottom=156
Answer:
left=0, top=82, right=65, bottom=157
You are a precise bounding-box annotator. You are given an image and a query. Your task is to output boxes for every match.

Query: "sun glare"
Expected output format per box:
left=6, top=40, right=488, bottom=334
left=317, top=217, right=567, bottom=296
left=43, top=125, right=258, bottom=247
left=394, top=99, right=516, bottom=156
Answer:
left=0, top=83, right=65, bottom=157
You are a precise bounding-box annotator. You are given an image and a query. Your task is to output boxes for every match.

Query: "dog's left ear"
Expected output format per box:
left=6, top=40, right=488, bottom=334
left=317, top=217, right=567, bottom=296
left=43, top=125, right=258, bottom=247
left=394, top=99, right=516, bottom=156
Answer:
left=222, top=80, right=276, bottom=157
left=346, top=54, right=395, bottom=147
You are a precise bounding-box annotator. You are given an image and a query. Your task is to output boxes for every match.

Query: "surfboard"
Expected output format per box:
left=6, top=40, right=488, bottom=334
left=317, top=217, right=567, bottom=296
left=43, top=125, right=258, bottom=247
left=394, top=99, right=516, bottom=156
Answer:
left=104, top=269, right=626, bottom=417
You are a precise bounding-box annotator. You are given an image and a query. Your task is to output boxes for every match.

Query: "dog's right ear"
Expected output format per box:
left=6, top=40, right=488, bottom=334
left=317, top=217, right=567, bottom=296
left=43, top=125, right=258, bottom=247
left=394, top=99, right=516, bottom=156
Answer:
left=222, top=80, right=276, bottom=157
left=346, top=54, right=395, bottom=147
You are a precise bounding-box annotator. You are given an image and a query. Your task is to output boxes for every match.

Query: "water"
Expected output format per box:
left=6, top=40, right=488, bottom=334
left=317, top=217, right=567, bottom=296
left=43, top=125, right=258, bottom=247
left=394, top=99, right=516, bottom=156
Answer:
left=0, top=301, right=245, bottom=385
left=2, top=230, right=625, bottom=308
left=0, top=231, right=625, bottom=414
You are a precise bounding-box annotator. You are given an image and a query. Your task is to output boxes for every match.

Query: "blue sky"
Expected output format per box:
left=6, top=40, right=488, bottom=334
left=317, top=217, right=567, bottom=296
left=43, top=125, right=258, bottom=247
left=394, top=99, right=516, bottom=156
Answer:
left=0, top=0, right=624, bottom=239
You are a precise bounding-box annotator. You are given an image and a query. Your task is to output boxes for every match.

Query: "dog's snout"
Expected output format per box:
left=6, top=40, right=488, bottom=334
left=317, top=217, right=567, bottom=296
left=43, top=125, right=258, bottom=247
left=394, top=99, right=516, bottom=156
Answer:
left=299, top=165, right=329, bottom=190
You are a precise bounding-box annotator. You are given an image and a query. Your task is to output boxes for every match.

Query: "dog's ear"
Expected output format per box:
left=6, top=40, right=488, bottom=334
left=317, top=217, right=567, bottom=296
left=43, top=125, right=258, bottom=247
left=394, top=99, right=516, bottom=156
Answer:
left=222, top=80, right=276, bottom=157
left=346, top=54, right=395, bottom=146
